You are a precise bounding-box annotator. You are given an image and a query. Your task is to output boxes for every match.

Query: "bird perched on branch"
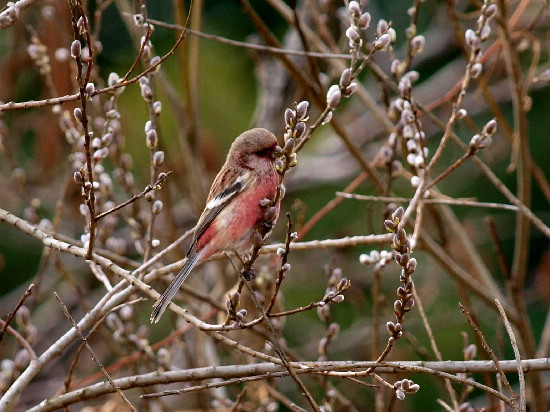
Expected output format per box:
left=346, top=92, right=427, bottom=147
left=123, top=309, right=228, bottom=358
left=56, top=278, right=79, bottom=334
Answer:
left=151, top=128, right=281, bottom=323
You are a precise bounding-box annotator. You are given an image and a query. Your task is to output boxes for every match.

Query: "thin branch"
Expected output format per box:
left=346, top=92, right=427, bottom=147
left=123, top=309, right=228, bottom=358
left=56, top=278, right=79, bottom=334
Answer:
left=0, top=319, right=37, bottom=360
left=0, top=283, right=34, bottom=344
left=459, top=303, right=516, bottom=400
left=495, top=299, right=526, bottom=412
left=337, top=192, right=519, bottom=211
left=94, top=172, right=172, bottom=222
left=54, top=293, right=137, bottom=412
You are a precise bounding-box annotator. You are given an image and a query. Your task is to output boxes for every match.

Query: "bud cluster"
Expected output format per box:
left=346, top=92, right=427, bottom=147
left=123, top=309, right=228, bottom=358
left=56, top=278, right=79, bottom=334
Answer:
left=276, top=100, right=309, bottom=175
left=225, top=291, right=248, bottom=325
left=27, top=35, right=51, bottom=76
left=317, top=267, right=351, bottom=324
left=465, top=3, right=497, bottom=80
left=469, top=118, right=497, bottom=152
left=345, top=1, right=371, bottom=49
left=383, top=207, right=417, bottom=344
left=105, top=307, right=153, bottom=360
left=387, top=91, right=427, bottom=187
left=394, top=378, right=420, bottom=400
left=317, top=322, right=340, bottom=361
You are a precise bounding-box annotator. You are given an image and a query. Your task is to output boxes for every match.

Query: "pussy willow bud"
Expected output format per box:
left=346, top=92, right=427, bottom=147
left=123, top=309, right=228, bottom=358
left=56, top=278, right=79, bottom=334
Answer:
left=357, top=12, right=371, bottom=30
left=456, top=108, right=467, bottom=119
left=152, top=200, right=163, bottom=215
left=340, top=68, right=352, bottom=88
left=470, top=62, right=482, bottom=78
left=284, top=138, right=295, bottom=153
left=373, top=33, right=391, bottom=50
left=465, top=29, right=477, bottom=48
left=322, top=110, right=333, bottom=125
left=483, top=119, right=497, bottom=135
left=74, top=171, right=84, bottom=186
left=73, top=108, right=83, bottom=123
left=70, top=40, right=81, bottom=58
left=348, top=1, right=361, bottom=18
left=153, top=150, right=164, bottom=167
left=85, top=82, right=95, bottom=96
left=327, top=85, right=341, bottom=109
left=484, top=4, right=497, bottom=20
left=153, top=101, right=162, bottom=115
left=295, top=101, right=309, bottom=119
left=284, top=108, right=296, bottom=128
left=377, top=19, right=389, bottom=35
left=293, top=121, right=306, bottom=139
left=146, top=128, right=158, bottom=149
left=265, top=206, right=278, bottom=223
left=410, top=35, right=425, bottom=55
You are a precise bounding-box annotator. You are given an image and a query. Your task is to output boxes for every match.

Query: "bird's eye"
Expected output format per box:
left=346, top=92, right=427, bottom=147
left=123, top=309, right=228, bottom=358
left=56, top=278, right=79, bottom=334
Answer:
left=255, top=148, right=272, bottom=157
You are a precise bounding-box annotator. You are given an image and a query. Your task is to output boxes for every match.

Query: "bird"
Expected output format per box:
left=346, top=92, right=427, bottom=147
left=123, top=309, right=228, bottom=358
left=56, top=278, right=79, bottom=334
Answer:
left=150, top=128, right=281, bottom=323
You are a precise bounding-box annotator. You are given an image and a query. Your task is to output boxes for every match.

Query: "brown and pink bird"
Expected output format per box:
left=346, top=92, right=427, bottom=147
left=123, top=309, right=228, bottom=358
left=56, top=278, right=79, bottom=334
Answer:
left=151, top=128, right=280, bottom=323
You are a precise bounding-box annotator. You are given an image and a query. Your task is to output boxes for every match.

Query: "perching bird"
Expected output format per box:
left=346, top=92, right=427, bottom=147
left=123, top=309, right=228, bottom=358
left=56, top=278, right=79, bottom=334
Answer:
left=151, top=128, right=281, bottom=323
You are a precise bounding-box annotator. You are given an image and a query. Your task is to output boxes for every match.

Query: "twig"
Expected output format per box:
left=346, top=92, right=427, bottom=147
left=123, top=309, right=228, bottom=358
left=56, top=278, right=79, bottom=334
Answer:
left=299, top=172, right=368, bottom=238
left=266, top=213, right=293, bottom=315
left=54, top=293, right=137, bottom=412
left=94, top=172, right=172, bottom=222
left=237, top=260, right=321, bottom=412
left=459, top=303, right=516, bottom=400
left=337, top=192, right=519, bottom=211
left=0, top=283, right=34, bottom=344
left=495, top=299, right=525, bottom=412
left=0, top=319, right=37, bottom=360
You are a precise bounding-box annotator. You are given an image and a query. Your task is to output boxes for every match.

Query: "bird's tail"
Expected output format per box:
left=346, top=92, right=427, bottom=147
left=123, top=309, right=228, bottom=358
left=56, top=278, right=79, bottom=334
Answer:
left=150, top=252, right=201, bottom=323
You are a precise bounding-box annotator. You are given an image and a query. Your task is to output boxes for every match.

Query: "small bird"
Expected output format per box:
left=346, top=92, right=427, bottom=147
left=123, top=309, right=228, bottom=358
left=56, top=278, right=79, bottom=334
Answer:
left=151, top=128, right=281, bottom=323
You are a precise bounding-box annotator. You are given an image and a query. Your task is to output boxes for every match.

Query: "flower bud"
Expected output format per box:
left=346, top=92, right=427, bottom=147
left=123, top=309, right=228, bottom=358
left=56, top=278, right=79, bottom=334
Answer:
left=108, top=72, right=122, bottom=90
left=377, top=19, right=389, bottom=35
left=70, top=40, right=81, bottom=58
left=483, top=119, right=497, bottom=135
left=410, top=35, right=425, bottom=55
left=345, top=26, right=361, bottom=45
left=470, top=62, right=482, bottom=78
left=284, top=108, right=296, bottom=128
left=322, top=110, right=333, bottom=125
left=73, top=108, right=83, bottom=123
left=456, top=108, right=467, bottom=119
left=484, top=4, right=497, bottom=20
left=295, top=101, right=309, bottom=119
left=348, top=1, right=361, bottom=18
left=85, top=82, right=95, bottom=96
left=265, top=206, right=278, bottom=223
left=293, top=121, right=306, bottom=139
left=153, top=150, right=164, bottom=167
left=140, top=84, right=153, bottom=102
left=344, top=82, right=357, bottom=97
left=74, top=171, right=84, bottom=186
left=339, top=68, right=352, bottom=88
left=326, top=85, right=341, bottom=109
left=152, top=200, right=163, bottom=215
left=373, top=33, right=391, bottom=50
left=153, top=101, right=162, bottom=115
left=357, top=12, right=371, bottom=30
left=465, top=29, right=477, bottom=48
left=146, top=128, right=157, bottom=149
left=284, top=137, right=295, bottom=154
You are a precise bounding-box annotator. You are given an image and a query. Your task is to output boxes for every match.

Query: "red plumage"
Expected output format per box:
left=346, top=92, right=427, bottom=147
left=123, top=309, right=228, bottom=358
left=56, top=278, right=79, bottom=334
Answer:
left=151, top=128, right=280, bottom=323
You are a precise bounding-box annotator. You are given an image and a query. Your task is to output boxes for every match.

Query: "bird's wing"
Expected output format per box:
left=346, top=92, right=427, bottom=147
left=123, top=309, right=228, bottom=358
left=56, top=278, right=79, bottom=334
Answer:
left=187, top=172, right=249, bottom=254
